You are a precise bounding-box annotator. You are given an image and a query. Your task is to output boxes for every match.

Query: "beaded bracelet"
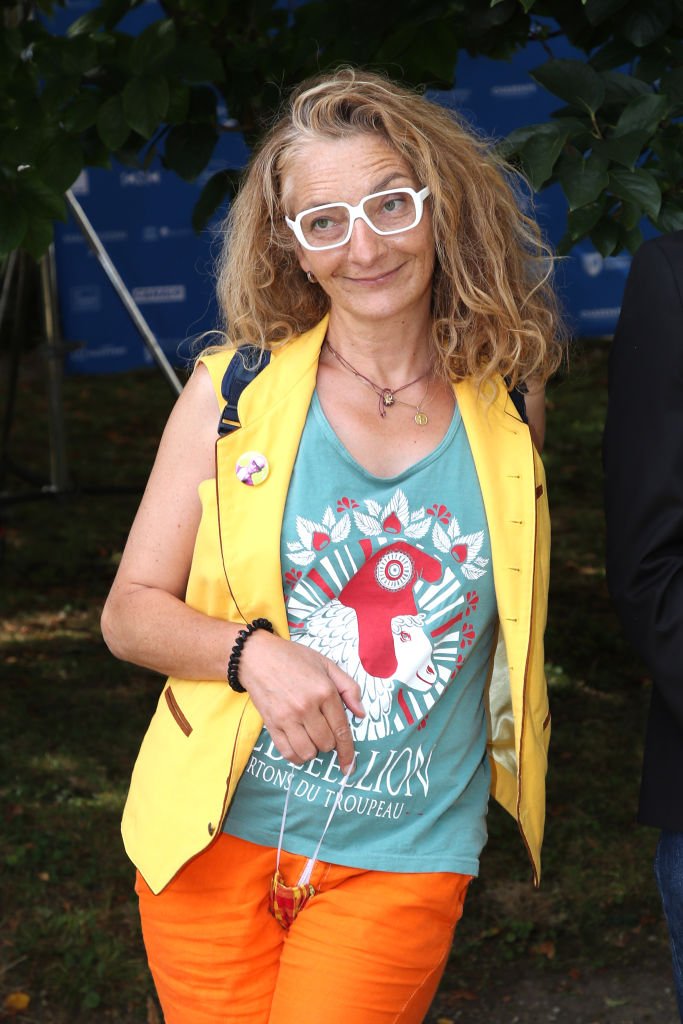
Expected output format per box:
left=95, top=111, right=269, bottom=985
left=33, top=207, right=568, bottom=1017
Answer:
left=226, top=618, right=274, bottom=693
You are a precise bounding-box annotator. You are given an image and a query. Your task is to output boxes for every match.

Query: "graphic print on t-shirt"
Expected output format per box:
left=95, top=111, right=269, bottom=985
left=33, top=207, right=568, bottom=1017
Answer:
left=284, top=488, right=489, bottom=741
left=224, top=400, right=496, bottom=872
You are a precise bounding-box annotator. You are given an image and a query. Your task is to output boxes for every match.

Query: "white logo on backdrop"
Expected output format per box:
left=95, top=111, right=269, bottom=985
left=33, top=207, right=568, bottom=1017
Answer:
left=131, top=285, right=186, bottom=305
left=69, top=285, right=101, bottom=313
left=490, top=83, right=537, bottom=98
left=119, top=170, right=162, bottom=187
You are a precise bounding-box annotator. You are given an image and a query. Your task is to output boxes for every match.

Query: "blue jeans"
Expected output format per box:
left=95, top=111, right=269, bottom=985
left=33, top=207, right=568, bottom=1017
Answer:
left=655, top=830, right=683, bottom=1021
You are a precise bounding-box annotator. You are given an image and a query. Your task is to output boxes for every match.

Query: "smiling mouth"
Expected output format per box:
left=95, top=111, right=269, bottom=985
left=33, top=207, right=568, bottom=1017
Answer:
left=348, top=263, right=405, bottom=284
left=411, top=671, right=434, bottom=691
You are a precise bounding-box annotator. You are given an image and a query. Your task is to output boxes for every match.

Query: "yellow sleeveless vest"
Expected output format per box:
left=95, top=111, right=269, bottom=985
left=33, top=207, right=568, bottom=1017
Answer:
left=121, top=318, right=551, bottom=894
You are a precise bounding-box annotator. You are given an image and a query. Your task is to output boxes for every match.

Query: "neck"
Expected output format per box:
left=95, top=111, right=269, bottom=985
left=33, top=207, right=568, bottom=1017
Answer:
left=325, top=309, right=433, bottom=384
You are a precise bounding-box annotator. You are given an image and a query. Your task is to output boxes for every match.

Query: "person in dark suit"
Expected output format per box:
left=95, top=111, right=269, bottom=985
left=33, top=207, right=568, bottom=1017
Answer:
left=604, top=230, right=683, bottom=1020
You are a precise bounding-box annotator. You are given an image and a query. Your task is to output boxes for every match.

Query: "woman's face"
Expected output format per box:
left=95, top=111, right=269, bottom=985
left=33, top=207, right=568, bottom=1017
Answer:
left=282, top=134, right=436, bottom=330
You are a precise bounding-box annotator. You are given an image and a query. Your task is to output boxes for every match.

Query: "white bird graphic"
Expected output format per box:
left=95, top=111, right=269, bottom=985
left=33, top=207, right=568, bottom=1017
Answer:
left=292, top=603, right=437, bottom=741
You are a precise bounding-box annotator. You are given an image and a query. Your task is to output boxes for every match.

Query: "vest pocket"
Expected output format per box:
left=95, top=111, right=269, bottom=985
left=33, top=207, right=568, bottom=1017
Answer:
left=165, top=686, right=193, bottom=737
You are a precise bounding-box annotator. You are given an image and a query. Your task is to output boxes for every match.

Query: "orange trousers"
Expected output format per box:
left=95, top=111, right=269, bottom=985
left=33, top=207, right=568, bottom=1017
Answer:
left=136, top=833, right=471, bottom=1024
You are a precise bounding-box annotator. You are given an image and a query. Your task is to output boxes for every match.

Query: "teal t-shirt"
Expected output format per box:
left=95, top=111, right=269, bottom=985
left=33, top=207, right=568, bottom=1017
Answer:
left=224, top=392, right=497, bottom=875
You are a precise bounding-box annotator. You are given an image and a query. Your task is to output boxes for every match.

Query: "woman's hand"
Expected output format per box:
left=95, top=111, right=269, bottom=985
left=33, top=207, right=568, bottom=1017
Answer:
left=239, top=630, right=365, bottom=774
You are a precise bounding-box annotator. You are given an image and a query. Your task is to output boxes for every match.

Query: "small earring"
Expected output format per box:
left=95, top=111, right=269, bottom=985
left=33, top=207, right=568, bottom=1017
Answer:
left=306, top=271, right=317, bottom=284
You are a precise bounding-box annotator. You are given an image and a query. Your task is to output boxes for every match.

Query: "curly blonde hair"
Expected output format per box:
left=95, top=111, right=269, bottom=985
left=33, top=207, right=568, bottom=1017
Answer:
left=215, top=67, right=564, bottom=387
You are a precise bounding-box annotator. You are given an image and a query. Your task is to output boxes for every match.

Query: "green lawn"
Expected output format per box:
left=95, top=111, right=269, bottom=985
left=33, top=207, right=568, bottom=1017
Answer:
left=0, top=342, right=668, bottom=1021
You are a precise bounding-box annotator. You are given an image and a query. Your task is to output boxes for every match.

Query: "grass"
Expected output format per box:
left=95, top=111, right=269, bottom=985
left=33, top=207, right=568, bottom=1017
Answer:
left=0, top=341, right=669, bottom=1021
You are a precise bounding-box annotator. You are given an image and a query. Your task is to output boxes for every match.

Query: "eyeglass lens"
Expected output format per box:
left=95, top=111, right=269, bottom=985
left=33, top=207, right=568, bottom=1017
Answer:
left=300, top=190, right=419, bottom=248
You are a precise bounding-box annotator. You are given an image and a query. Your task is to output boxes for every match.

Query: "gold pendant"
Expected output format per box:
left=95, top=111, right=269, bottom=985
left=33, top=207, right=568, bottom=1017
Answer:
left=414, top=411, right=428, bottom=426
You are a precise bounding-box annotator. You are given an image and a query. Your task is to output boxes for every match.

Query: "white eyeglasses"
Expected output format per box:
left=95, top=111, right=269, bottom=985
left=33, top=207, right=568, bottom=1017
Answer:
left=285, top=186, right=431, bottom=251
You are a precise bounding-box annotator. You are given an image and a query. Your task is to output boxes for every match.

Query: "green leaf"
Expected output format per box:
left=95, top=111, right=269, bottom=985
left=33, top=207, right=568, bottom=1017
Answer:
left=650, top=126, right=683, bottom=179
left=614, top=93, right=669, bottom=136
left=518, top=124, right=568, bottom=189
left=656, top=202, right=683, bottom=232
left=38, top=137, right=84, bottom=192
left=2, top=123, right=47, bottom=166
left=622, top=1, right=674, bottom=46
left=122, top=76, right=169, bottom=139
left=621, top=223, right=643, bottom=253
left=636, top=52, right=669, bottom=82
left=166, top=83, right=191, bottom=125
left=96, top=94, right=130, bottom=150
left=661, top=67, right=683, bottom=105
left=0, top=28, right=23, bottom=87
left=550, top=113, right=596, bottom=150
left=61, top=35, right=98, bottom=75
left=590, top=217, right=619, bottom=256
left=583, top=0, right=629, bottom=26
left=67, top=10, right=104, bottom=36
left=41, top=73, right=81, bottom=111
left=21, top=215, right=55, bottom=261
left=130, top=20, right=176, bottom=76
left=557, top=152, right=609, bottom=210
left=186, top=86, right=218, bottom=124
left=567, top=200, right=607, bottom=239
left=616, top=199, right=641, bottom=230
left=589, top=37, right=639, bottom=72
left=601, top=70, right=652, bottom=106
left=163, top=124, right=217, bottom=181
left=0, top=193, right=28, bottom=255
left=62, top=92, right=100, bottom=133
left=16, top=170, right=67, bottom=222
left=593, top=130, right=651, bottom=169
left=497, top=123, right=549, bottom=158
left=169, top=42, right=225, bottom=85
left=609, top=167, right=662, bottom=219
left=191, top=168, right=236, bottom=233
left=531, top=59, right=605, bottom=114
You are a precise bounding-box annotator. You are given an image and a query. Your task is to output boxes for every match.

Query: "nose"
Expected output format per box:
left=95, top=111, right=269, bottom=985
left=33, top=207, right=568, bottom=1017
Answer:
left=346, top=216, right=384, bottom=263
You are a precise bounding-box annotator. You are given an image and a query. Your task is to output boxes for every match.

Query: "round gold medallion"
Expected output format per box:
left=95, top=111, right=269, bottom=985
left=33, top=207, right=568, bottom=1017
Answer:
left=414, top=412, right=428, bottom=426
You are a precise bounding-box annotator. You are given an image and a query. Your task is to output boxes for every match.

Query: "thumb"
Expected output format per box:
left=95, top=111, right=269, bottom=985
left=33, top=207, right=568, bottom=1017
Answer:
left=329, top=665, right=365, bottom=719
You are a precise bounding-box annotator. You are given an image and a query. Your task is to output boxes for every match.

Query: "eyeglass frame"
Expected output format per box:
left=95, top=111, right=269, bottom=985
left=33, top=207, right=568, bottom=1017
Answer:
left=285, top=186, right=431, bottom=252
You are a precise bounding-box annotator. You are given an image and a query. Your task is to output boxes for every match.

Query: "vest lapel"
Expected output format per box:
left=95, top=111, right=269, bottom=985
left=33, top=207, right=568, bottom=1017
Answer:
left=215, top=318, right=328, bottom=637
left=454, top=377, right=537, bottom=722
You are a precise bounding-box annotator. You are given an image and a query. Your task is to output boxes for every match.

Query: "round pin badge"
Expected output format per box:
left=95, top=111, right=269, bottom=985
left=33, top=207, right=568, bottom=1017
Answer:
left=235, top=451, right=269, bottom=486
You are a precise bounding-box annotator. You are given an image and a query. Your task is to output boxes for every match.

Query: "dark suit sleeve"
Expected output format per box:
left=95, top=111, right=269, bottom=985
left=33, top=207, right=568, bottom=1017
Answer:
left=604, top=234, right=683, bottom=730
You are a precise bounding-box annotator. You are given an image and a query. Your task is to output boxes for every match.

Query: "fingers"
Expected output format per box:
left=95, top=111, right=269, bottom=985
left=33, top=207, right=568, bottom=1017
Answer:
left=271, top=699, right=355, bottom=773
left=331, top=717, right=355, bottom=775
left=270, top=723, right=320, bottom=767
left=240, top=634, right=364, bottom=774
left=328, top=663, right=365, bottom=720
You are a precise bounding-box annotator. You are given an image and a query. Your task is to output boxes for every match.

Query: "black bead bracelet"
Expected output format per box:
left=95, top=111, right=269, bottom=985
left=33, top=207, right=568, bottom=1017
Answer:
left=226, top=618, right=274, bottom=693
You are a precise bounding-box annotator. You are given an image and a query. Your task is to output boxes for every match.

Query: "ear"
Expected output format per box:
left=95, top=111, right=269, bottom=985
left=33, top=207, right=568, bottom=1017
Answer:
left=295, top=244, right=310, bottom=275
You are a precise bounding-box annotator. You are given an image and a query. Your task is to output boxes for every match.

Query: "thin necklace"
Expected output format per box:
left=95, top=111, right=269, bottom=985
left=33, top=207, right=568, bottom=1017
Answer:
left=325, top=339, right=432, bottom=426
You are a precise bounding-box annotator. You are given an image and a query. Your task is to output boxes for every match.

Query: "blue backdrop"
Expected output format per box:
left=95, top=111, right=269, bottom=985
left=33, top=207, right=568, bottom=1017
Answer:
left=52, top=1, right=638, bottom=374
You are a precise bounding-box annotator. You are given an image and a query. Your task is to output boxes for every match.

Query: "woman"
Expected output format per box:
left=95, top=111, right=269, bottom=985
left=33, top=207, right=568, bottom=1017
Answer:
left=102, top=68, right=563, bottom=1024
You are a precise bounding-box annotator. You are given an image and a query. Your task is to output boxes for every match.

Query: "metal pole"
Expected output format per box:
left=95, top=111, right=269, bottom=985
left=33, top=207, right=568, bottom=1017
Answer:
left=40, top=245, right=70, bottom=493
left=65, top=190, right=183, bottom=396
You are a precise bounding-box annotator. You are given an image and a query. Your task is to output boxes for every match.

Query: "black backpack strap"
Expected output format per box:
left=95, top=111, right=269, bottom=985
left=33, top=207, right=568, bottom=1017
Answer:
left=509, top=386, right=528, bottom=424
left=218, top=346, right=272, bottom=436
left=504, top=376, right=528, bottom=424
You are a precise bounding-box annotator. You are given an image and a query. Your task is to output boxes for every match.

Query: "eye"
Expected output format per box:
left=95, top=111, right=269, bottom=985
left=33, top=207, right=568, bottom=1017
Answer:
left=311, top=216, right=334, bottom=231
left=383, top=196, right=404, bottom=213
left=375, top=550, right=414, bottom=591
left=399, top=630, right=411, bottom=643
